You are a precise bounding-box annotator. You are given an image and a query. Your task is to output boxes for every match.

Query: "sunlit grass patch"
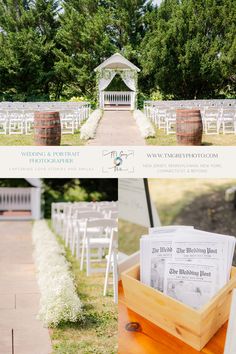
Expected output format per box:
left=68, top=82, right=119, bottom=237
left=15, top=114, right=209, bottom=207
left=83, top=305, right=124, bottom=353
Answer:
left=146, top=128, right=236, bottom=146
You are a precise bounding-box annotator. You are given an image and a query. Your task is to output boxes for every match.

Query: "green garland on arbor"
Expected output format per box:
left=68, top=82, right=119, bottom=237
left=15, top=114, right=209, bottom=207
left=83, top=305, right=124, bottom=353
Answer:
left=95, top=68, right=138, bottom=108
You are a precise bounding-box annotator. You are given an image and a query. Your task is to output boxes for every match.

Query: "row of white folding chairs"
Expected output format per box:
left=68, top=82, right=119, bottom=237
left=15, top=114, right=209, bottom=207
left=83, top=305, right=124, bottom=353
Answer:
left=0, top=107, right=90, bottom=135
left=144, top=99, right=236, bottom=110
left=62, top=205, right=118, bottom=243
left=0, top=103, right=91, bottom=124
left=51, top=202, right=119, bottom=302
left=147, top=106, right=236, bottom=135
left=52, top=202, right=118, bottom=255
left=0, top=101, right=90, bottom=110
left=52, top=201, right=118, bottom=235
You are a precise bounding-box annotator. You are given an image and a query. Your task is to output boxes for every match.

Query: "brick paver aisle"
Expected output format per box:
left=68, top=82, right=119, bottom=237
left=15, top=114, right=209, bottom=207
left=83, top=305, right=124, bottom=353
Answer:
left=88, top=110, right=145, bottom=146
left=0, top=221, right=51, bottom=354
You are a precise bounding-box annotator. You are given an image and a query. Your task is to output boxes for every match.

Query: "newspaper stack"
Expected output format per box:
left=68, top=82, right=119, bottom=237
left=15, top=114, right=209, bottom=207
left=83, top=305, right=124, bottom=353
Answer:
left=140, top=226, right=236, bottom=309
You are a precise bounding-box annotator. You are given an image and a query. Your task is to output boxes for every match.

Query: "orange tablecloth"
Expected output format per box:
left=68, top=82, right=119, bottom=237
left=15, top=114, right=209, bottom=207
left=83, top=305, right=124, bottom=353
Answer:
left=119, top=281, right=227, bottom=354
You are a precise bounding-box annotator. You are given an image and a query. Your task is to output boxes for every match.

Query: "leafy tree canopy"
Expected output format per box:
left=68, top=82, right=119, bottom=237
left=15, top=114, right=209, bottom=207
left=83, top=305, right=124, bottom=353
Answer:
left=0, top=0, right=235, bottom=101
left=141, top=0, right=236, bottom=98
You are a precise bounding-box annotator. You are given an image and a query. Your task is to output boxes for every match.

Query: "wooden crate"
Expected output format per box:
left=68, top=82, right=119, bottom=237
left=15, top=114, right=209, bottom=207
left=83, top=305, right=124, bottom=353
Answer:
left=121, top=263, right=236, bottom=351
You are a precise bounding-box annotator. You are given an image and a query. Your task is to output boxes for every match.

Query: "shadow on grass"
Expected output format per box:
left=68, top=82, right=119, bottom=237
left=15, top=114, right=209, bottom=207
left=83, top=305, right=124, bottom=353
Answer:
left=55, top=308, right=110, bottom=331
left=201, top=142, right=213, bottom=146
left=171, top=189, right=236, bottom=264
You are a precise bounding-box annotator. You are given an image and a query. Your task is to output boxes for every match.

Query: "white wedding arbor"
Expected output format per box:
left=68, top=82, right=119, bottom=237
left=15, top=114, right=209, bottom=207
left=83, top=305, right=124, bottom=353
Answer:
left=94, top=53, right=140, bottom=110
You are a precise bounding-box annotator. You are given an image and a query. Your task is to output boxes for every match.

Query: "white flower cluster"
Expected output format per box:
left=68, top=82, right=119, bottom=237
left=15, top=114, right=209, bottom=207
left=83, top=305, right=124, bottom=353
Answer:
left=133, top=110, right=155, bottom=138
left=32, top=220, right=83, bottom=327
left=80, top=109, right=102, bottom=140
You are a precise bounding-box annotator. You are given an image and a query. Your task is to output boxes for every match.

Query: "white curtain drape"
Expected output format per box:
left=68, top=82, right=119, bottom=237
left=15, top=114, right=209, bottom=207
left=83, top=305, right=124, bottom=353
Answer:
left=120, top=71, right=136, bottom=91
left=98, top=72, right=116, bottom=91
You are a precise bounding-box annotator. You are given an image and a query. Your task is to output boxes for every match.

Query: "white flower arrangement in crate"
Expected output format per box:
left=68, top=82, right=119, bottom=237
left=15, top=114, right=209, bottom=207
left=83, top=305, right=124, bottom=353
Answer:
left=32, top=220, right=83, bottom=327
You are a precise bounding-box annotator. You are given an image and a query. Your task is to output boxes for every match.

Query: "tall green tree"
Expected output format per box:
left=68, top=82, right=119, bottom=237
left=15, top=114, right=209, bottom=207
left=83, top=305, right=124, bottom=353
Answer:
left=0, top=0, right=59, bottom=100
left=53, top=0, right=115, bottom=99
left=141, top=0, right=236, bottom=99
left=54, top=0, right=153, bottom=99
left=109, top=0, right=153, bottom=62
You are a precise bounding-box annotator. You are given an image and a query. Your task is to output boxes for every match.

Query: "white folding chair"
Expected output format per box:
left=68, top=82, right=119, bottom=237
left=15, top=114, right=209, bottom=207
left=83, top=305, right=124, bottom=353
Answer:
left=165, top=109, right=176, bottom=135
left=108, top=210, right=118, bottom=219
left=51, top=202, right=57, bottom=230
left=149, top=106, right=157, bottom=125
left=203, top=107, right=220, bottom=134
left=24, top=111, right=34, bottom=134
left=80, top=218, right=117, bottom=276
left=157, top=108, right=167, bottom=129
left=53, top=202, right=70, bottom=236
left=0, top=110, right=8, bottom=134
left=221, top=109, right=236, bottom=134
left=8, top=110, right=24, bottom=134
left=98, top=205, right=118, bottom=215
left=60, top=111, right=75, bottom=134
left=103, top=230, right=118, bottom=303
left=61, top=204, right=73, bottom=240
left=64, top=204, right=96, bottom=247
left=70, top=210, right=104, bottom=258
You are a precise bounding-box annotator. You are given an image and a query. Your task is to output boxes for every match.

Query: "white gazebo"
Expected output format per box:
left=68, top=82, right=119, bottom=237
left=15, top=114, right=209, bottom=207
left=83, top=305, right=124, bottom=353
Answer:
left=0, top=178, right=42, bottom=220
left=94, top=53, right=140, bottom=110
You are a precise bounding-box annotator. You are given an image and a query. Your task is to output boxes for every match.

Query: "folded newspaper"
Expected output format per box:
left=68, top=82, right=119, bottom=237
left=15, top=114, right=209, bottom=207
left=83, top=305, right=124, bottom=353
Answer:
left=140, top=226, right=236, bottom=309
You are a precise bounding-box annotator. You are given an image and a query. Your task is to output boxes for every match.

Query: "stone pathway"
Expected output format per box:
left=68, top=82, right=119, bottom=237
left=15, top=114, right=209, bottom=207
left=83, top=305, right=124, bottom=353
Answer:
left=0, top=221, right=51, bottom=354
left=87, top=110, right=145, bottom=146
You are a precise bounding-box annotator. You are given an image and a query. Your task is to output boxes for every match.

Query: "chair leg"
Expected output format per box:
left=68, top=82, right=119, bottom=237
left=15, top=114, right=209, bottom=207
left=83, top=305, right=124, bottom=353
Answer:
left=71, top=230, right=75, bottom=256
left=86, top=239, right=91, bottom=276
left=113, top=252, right=118, bottom=304
left=103, top=252, right=112, bottom=296
left=80, top=238, right=85, bottom=271
left=76, top=233, right=81, bottom=259
left=65, top=225, right=70, bottom=247
left=98, top=247, right=103, bottom=260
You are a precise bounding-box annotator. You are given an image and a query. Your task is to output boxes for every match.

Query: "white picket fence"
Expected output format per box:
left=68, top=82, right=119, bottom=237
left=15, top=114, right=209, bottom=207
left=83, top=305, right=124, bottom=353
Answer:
left=101, top=91, right=135, bottom=109
left=0, top=101, right=91, bottom=135
left=0, top=187, right=41, bottom=219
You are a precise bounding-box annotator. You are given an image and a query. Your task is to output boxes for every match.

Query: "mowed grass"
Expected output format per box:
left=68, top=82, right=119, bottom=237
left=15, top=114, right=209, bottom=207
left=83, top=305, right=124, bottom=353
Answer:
left=0, top=131, right=85, bottom=146
left=148, top=179, right=236, bottom=225
left=119, top=179, right=236, bottom=255
left=47, top=224, right=117, bottom=354
left=146, top=127, right=236, bottom=146
left=118, top=220, right=147, bottom=255
left=1, top=125, right=236, bottom=146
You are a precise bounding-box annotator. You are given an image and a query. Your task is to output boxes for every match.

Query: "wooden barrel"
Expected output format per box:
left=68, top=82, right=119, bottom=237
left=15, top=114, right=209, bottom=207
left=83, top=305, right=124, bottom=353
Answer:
left=176, top=109, right=203, bottom=146
left=34, top=111, right=61, bottom=146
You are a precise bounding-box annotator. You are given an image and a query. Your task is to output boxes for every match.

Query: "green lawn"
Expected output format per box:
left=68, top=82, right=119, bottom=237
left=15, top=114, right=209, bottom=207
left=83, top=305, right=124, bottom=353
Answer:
left=0, top=131, right=85, bottom=146
left=1, top=125, right=236, bottom=146
left=119, top=179, right=236, bottom=255
left=47, top=223, right=117, bottom=354
left=118, top=220, right=147, bottom=256
left=146, top=127, right=236, bottom=146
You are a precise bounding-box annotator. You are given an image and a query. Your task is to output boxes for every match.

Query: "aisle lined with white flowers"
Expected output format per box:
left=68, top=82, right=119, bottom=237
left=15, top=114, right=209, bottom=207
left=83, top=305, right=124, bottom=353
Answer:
left=87, top=110, right=145, bottom=146
left=0, top=221, right=51, bottom=354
